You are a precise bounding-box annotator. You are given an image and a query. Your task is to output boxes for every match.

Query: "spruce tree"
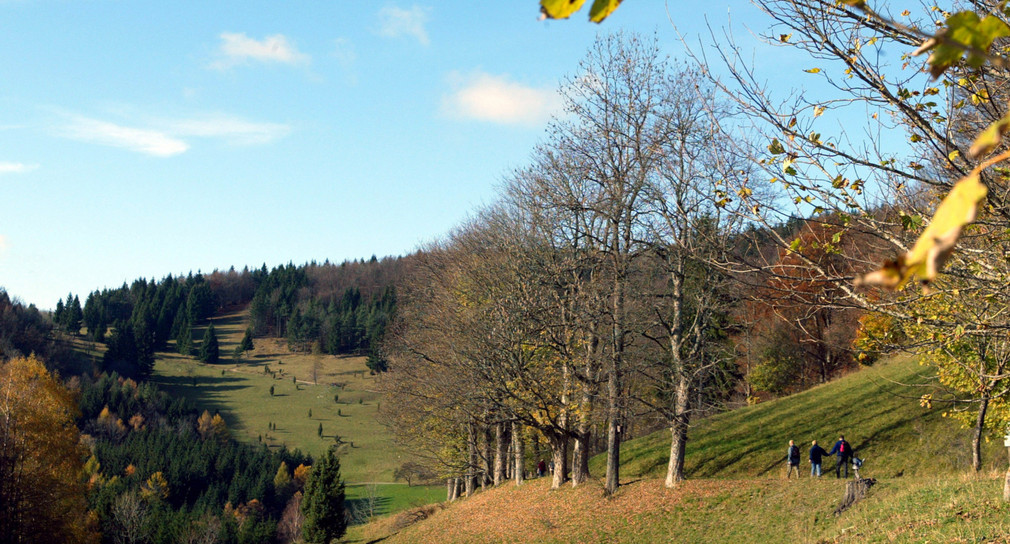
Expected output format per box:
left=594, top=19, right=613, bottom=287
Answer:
left=67, top=295, right=83, bottom=335
left=198, top=324, right=220, bottom=365
left=177, top=323, right=193, bottom=356
left=239, top=327, right=254, bottom=353
left=301, top=448, right=346, bottom=543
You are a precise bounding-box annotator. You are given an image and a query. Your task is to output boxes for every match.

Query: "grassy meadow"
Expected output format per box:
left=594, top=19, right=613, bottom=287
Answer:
left=148, top=308, right=438, bottom=508
left=348, top=356, right=1010, bottom=543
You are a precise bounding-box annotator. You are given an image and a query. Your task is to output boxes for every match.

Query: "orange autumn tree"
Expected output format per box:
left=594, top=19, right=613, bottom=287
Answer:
left=746, top=220, right=873, bottom=393
left=0, top=355, right=97, bottom=543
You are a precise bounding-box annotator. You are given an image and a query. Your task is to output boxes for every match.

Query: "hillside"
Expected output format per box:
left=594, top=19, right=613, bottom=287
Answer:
left=149, top=307, right=444, bottom=516
left=348, top=357, right=1010, bottom=543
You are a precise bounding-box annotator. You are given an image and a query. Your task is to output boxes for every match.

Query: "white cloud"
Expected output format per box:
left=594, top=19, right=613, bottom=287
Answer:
left=166, top=114, right=291, bottom=145
left=54, top=109, right=291, bottom=156
left=0, top=162, right=38, bottom=174
left=377, top=5, right=431, bottom=46
left=211, top=32, right=309, bottom=69
left=443, top=71, right=562, bottom=127
left=61, top=116, right=189, bottom=157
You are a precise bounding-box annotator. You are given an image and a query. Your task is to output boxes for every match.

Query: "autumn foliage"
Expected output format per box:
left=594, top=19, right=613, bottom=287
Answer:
left=0, top=355, right=97, bottom=543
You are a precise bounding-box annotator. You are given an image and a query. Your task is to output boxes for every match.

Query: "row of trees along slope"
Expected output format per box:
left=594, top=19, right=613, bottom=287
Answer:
left=381, top=32, right=761, bottom=496
left=385, top=0, right=1010, bottom=502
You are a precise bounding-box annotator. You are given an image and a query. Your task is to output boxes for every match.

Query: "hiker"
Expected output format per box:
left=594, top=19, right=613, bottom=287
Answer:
left=537, top=459, right=547, bottom=478
left=809, top=440, right=829, bottom=477
left=828, top=435, right=854, bottom=478
left=786, top=440, right=801, bottom=478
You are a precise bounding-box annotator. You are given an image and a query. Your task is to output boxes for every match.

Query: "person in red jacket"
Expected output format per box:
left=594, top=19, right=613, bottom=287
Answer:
left=828, top=435, right=854, bottom=478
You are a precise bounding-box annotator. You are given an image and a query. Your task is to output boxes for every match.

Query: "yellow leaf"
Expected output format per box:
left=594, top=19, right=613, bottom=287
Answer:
left=588, top=0, right=621, bottom=23
left=813, top=105, right=826, bottom=117
left=970, top=112, right=1010, bottom=158
left=857, top=173, right=987, bottom=289
left=804, top=67, right=821, bottom=73
left=540, top=0, right=588, bottom=20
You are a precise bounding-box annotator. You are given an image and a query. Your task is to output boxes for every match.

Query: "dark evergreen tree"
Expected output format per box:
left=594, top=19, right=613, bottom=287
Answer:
left=66, top=294, right=83, bottom=335
left=365, top=352, right=388, bottom=373
left=177, top=322, right=193, bottom=356
left=53, top=298, right=65, bottom=328
left=198, top=324, right=220, bottom=364
left=301, top=449, right=345, bottom=544
left=239, top=327, right=254, bottom=353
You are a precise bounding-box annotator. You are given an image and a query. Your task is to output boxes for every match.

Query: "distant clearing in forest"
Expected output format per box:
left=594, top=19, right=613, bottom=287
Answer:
left=151, top=307, right=406, bottom=484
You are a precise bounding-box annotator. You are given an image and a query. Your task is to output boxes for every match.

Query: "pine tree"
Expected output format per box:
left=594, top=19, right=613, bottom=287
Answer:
left=66, top=295, right=83, bottom=335
left=239, top=327, right=254, bottom=353
left=53, top=298, right=65, bottom=329
left=301, top=448, right=346, bottom=543
left=198, top=324, right=220, bottom=365
left=177, top=323, right=193, bottom=356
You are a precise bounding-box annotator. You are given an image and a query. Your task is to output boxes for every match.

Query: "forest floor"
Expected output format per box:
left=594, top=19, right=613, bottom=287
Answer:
left=347, top=356, right=1010, bottom=543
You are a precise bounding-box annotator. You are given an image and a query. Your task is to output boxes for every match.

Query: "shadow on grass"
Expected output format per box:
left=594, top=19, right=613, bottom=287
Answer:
left=345, top=488, right=394, bottom=521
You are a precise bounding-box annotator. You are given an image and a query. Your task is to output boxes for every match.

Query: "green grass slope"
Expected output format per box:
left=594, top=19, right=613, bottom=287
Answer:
left=596, top=355, right=1006, bottom=480
left=348, top=356, right=1010, bottom=543
left=149, top=308, right=442, bottom=516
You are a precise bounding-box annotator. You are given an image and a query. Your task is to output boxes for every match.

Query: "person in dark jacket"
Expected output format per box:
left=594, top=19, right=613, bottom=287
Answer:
left=809, top=440, right=829, bottom=477
left=827, top=435, right=853, bottom=478
left=786, top=440, right=801, bottom=478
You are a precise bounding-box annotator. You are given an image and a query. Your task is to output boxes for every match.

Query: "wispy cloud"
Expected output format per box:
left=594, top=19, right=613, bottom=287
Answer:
left=377, top=5, right=431, bottom=46
left=61, top=115, right=189, bottom=157
left=443, top=71, right=561, bottom=127
left=55, top=111, right=290, bottom=157
left=0, top=162, right=39, bottom=174
left=210, top=32, right=310, bottom=69
left=165, top=114, right=291, bottom=145
left=332, top=37, right=359, bottom=84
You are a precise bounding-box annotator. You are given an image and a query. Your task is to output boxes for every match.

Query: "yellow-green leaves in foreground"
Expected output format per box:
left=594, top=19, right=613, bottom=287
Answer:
left=540, top=0, right=622, bottom=22
left=857, top=173, right=988, bottom=290
left=913, top=11, right=1010, bottom=79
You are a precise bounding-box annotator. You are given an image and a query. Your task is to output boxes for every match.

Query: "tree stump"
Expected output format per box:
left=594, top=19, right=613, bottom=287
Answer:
left=835, top=478, right=876, bottom=516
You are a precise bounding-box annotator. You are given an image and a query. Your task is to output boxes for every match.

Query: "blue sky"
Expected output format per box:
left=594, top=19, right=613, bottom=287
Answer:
left=0, top=1, right=791, bottom=309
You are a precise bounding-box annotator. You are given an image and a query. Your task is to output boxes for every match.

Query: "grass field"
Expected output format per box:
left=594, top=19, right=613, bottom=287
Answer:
left=347, top=356, right=1010, bottom=543
left=150, top=309, right=409, bottom=484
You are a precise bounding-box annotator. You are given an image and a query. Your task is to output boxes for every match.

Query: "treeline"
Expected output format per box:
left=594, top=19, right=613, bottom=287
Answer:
left=0, top=288, right=51, bottom=360
left=247, top=258, right=401, bottom=364
left=79, top=372, right=313, bottom=544
left=65, top=257, right=405, bottom=379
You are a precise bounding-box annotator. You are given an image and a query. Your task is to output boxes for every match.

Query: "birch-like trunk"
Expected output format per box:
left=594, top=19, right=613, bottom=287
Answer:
left=493, top=421, right=508, bottom=485
left=512, top=420, right=525, bottom=486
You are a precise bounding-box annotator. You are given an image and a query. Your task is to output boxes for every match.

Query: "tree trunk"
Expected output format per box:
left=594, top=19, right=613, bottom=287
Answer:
left=512, top=420, right=525, bottom=486
left=665, top=268, right=689, bottom=488
left=466, top=422, right=478, bottom=497
left=482, top=424, right=493, bottom=490
left=665, top=373, right=690, bottom=487
left=550, top=432, right=569, bottom=489
left=572, top=425, right=591, bottom=486
left=494, top=421, right=508, bottom=485
left=605, top=369, right=621, bottom=495
left=572, top=333, right=598, bottom=487
left=446, top=478, right=457, bottom=502
left=1004, top=449, right=1010, bottom=502
left=973, top=396, right=990, bottom=472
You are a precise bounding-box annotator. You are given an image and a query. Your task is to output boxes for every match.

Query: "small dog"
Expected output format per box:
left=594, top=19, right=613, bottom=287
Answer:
left=852, top=456, right=865, bottom=479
